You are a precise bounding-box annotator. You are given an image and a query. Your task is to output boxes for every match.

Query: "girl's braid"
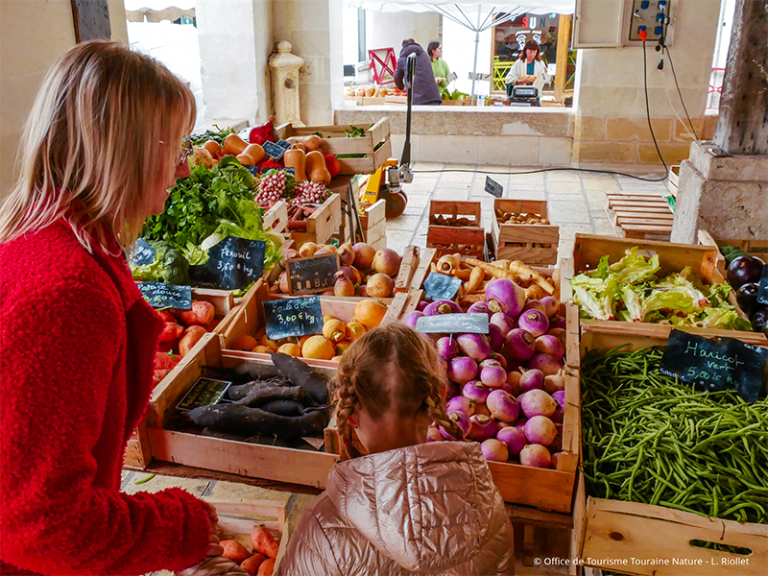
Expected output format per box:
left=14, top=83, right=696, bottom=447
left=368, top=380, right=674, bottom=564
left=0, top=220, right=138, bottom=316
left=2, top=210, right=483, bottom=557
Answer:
left=425, top=388, right=462, bottom=440
left=334, top=373, right=361, bottom=459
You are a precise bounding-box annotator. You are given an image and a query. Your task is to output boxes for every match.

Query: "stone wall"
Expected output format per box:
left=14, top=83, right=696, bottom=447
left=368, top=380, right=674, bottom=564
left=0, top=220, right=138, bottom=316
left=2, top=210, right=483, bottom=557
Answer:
left=572, top=0, right=721, bottom=166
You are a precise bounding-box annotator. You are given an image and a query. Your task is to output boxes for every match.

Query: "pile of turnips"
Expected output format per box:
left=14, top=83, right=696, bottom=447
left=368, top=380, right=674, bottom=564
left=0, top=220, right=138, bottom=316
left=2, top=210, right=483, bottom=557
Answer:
left=406, top=277, right=568, bottom=469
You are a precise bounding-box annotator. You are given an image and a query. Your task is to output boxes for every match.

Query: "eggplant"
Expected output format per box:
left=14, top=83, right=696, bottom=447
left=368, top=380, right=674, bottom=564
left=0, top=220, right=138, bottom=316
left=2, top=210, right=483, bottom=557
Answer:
left=189, top=403, right=331, bottom=438
left=727, top=255, right=764, bottom=289
left=235, top=385, right=306, bottom=407
left=736, top=283, right=760, bottom=316
left=270, top=352, right=329, bottom=405
left=751, top=307, right=768, bottom=337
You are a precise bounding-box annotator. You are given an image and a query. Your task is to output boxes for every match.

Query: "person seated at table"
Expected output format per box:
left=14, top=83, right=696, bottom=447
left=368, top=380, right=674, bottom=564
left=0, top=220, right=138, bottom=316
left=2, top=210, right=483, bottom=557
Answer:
left=505, top=40, right=550, bottom=96
left=276, top=323, right=515, bottom=576
left=427, top=40, right=451, bottom=98
left=394, top=39, right=443, bottom=106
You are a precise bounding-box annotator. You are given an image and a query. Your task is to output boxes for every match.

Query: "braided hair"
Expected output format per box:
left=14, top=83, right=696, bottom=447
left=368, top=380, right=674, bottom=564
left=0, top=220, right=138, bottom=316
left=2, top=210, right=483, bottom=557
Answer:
left=332, top=322, right=461, bottom=459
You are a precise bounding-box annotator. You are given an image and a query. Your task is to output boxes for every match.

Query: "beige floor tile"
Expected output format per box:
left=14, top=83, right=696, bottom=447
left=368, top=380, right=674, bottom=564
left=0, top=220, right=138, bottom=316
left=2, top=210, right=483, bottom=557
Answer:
left=122, top=473, right=211, bottom=497
left=386, top=230, right=414, bottom=253
left=559, top=223, right=596, bottom=239
left=386, top=214, right=423, bottom=231
left=411, top=161, right=445, bottom=171
left=592, top=217, right=617, bottom=237
left=548, top=201, right=592, bottom=225
left=547, top=182, right=583, bottom=195
left=404, top=192, right=431, bottom=208
left=545, top=170, right=581, bottom=183
left=584, top=189, right=609, bottom=210
left=432, top=188, right=470, bottom=201
left=581, top=175, right=620, bottom=192
left=505, top=189, right=546, bottom=200
left=508, top=173, right=546, bottom=189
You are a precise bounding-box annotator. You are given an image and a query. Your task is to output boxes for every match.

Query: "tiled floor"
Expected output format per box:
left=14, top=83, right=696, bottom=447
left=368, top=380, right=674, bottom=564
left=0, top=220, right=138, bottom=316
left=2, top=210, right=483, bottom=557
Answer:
left=385, top=162, right=671, bottom=259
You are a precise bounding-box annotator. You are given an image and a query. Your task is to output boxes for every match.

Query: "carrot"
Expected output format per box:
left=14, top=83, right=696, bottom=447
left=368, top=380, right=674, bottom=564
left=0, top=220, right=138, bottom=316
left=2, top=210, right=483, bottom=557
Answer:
left=250, top=525, right=279, bottom=558
left=464, top=265, right=485, bottom=294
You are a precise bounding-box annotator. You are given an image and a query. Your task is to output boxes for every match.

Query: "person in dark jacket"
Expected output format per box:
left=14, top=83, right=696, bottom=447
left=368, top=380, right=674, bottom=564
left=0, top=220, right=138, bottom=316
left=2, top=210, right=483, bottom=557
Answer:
left=394, top=39, right=442, bottom=105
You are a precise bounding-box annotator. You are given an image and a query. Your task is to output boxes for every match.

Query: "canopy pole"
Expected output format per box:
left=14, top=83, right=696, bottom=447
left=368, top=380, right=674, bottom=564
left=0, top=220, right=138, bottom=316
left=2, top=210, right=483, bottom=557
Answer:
left=470, top=5, right=482, bottom=101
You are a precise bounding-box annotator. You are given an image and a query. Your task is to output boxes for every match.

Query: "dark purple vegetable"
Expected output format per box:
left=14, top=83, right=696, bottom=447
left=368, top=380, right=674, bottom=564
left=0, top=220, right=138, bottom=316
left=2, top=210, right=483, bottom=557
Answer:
left=236, top=385, right=306, bottom=407
left=468, top=414, right=498, bottom=441
left=548, top=315, right=566, bottom=330
left=505, top=328, right=536, bottom=361
left=487, top=323, right=505, bottom=352
left=736, top=283, right=760, bottom=316
left=467, top=301, right=492, bottom=318
left=258, top=400, right=306, bottom=416
left=417, top=300, right=429, bottom=312
left=424, top=299, right=463, bottom=316
left=227, top=380, right=276, bottom=401
left=727, top=255, right=764, bottom=289
left=751, top=307, right=768, bottom=337
left=485, top=278, right=526, bottom=317
left=518, top=309, right=550, bottom=338
left=231, top=362, right=281, bottom=385
left=271, top=352, right=328, bottom=404
left=189, top=403, right=331, bottom=438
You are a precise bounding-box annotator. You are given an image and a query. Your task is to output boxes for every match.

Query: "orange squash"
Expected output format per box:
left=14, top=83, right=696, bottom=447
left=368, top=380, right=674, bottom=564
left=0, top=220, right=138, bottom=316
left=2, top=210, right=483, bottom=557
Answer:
left=286, top=135, right=322, bottom=151
left=305, top=151, right=332, bottom=185
left=223, top=134, right=248, bottom=155
left=283, top=148, right=307, bottom=182
left=243, top=143, right=265, bottom=164
left=202, top=139, right=222, bottom=158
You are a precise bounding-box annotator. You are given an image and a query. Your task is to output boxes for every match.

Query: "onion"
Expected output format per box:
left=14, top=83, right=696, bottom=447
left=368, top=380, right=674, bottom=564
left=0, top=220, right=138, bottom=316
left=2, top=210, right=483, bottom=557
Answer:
left=468, top=414, right=498, bottom=441
left=544, top=374, right=566, bottom=394
left=487, top=389, right=520, bottom=422
left=426, top=427, right=443, bottom=443
left=549, top=315, right=566, bottom=330
left=535, top=335, right=565, bottom=362
left=481, top=439, right=509, bottom=462
left=436, top=336, right=459, bottom=361
left=520, top=444, right=551, bottom=468
left=519, top=389, right=556, bottom=418
left=480, top=365, right=507, bottom=389
left=523, top=300, right=547, bottom=314
left=463, top=380, right=490, bottom=403
left=446, top=396, right=476, bottom=416
left=467, top=302, right=492, bottom=318
left=518, top=309, right=550, bottom=338
left=497, top=426, right=527, bottom=456
left=540, top=296, right=559, bottom=317
left=528, top=353, right=563, bottom=376
left=490, top=312, right=516, bottom=337
left=487, top=324, right=505, bottom=352
left=405, top=310, right=424, bottom=329
left=485, top=278, right=525, bottom=317
left=504, top=329, right=536, bottom=361
left=447, top=356, right=478, bottom=384
left=457, top=333, right=491, bottom=362
left=439, top=411, right=470, bottom=441
left=525, top=415, right=557, bottom=446
left=520, top=369, right=544, bottom=393
left=424, top=300, right=463, bottom=316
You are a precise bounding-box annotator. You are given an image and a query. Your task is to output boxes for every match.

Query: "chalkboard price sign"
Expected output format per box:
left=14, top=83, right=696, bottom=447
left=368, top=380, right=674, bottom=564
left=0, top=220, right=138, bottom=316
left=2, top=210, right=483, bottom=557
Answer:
left=659, top=329, right=768, bottom=402
left=263, top=140, right=287, bottom=160
left=415, top=313, right=490, bottom=335
left=485, top=176, right=504, bottom=198
left=176, top=377, right=232, bottom=411
left=424, top=272, right=463, bottom=301
left=757, top=265, right=768, bottom=305
left=131, top=238, right=156, bottom=266
left=287, top=254, right=340, bottom=295
left=263, top=296, right=324, bottom=340
left=138, top=282, right=192, bottom=310
left=189, top=237, right=265, bottom=290
left=276, top=139, right=294, bottom=150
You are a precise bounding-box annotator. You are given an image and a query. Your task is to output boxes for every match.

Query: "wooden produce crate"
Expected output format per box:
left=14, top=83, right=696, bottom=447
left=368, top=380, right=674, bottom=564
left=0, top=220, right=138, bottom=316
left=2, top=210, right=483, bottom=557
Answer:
left=605, top=190, right=673, bottom=240
left=125, top=287, right=236, bottom=470
left=143, top=332, right=339, bottom=487
left=492, top=199, right=559, bottom=265
left=698, top=229, right=768, bottom=276
left=427, top=200, right=485, bottom=258
left=276, top=118, right=392, bottom=175
left=571, top=234, right=766, bottom=345
left=262, top=200, right=289, bottom=234
left=571, top=330, right=768, bottom=576
left=289, top=193, right=342, bottom=248
left=506, top=504, right=573, bottom=571
left=383, top=94, right=408, bottom=104
left=441, top=97, right=470, bottom=106
left=358, top=199, right=387, bottom=250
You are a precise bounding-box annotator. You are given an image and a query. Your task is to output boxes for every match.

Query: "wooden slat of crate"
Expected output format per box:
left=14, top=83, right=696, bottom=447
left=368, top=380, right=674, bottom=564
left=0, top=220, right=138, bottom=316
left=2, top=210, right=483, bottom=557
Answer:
left=427, top=200, right=485, bottom=258
left=609, top=200, right=670, bottom=210
left=394, top=246, right=419, bottom=293
left=613, top=207, right=674, bottom=218
left=409, top=247, right=438, bottom=291
left=617, top=216, right=675, bottom=226
left=290, top=193, right=342, bottom=247
left=263, top=200, right=289, bottom=234
left=620, top=223, right=674, bottom=239
left=492, top=199, right=558, bottom=265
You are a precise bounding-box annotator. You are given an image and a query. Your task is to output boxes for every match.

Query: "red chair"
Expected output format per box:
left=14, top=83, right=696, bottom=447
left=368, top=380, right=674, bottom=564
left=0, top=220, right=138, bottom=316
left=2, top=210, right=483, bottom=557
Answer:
left=368, top=47, right=397, bottom=86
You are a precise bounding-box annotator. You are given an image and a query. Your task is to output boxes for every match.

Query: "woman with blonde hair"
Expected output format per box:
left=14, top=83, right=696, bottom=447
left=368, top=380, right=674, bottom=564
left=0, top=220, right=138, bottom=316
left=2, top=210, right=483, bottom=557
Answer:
left=0, top=41, right=221, bottom=575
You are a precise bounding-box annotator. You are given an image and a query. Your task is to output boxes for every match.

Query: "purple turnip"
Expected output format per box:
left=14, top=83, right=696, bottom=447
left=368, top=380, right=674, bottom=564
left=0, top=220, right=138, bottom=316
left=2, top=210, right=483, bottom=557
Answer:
left=505, top=328, right=536, bottom=362
left=468, top=414, right=498, bottom=441
left=467, top=301, right=492, bottom=318
left=525, top=415, right=557, bottom=446
left=405, top=310, right=424, bottom=329
left=490, top=312, right=516, bottom=337
left=463, top=380, right=490, bottom=404
left=546, top=328, right=566, bottom=343
left=513, top=416, right=527, bottom=433
left=518, top=309, right=549, bottom=338
left=480, top=365, right=507, bottom=389
left=519, top=369, right=544, bottom=393
left=523, top=300, right=547, bottom=314
left=457, top=333, right=491, bottom=362
left=519, top=389, right=556, bottom=418
left=535, top=335, right=565, bottom=362
left=448, top=356, right=478, bottom=384
left=549, top=315, right=566, bottom=330
left=489, top=352, right=507, bottom=370
left=550, top=390, right=565, bottom=424
left=487, top=324, right=505, bottom=352
left=544, top=374, right=566, bottom=394
left=439, top=410, right=470, bottom=441
left=481, top=438, right=509, bottom=462
left=551, top=423, right=563, bottom=452
left=528, top=353, right=563, bottom=376
left=520, top=444, right=551, bottom=468
left=417, top=300, right=429, bottom=312
left=424, top=299, right=463, bottom=316
left=497, top=426, right=527, bottom=456
left=446, top=396, right=476, bottom=416
left=474, top=403, right=491, bottom=417
left=540, top=296, right=559, bottom=318
left=445, top=381, right=460, bottom=402
left=486, top=389, right=520, bottom=422
left=480, top=358, right=501, bottom=369
left=437, top=336, right=459, bottom=362
left=485, top=278, right=526, bottom=317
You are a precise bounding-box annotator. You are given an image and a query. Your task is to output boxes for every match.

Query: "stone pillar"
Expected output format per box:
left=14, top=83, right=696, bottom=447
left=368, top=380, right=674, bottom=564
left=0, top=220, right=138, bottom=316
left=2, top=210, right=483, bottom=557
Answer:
left=269, top=41, right=305, bottom=126
left=670, top=141, right=768, bottom=243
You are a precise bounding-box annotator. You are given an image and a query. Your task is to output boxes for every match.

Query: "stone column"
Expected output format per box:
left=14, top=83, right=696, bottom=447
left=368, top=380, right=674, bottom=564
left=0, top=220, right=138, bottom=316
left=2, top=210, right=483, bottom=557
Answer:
left=269, top=41, right=305, bottom=126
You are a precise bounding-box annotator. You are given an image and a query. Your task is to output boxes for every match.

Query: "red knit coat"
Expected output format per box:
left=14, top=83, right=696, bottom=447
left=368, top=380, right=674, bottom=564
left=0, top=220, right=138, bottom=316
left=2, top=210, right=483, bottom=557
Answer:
left=0, top=220, right=210, bottom=575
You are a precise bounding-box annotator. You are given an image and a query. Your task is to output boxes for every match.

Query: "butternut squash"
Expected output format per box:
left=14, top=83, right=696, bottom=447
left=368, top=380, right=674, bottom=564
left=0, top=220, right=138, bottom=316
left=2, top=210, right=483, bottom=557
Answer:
left=243, top=143, right=265, bottom=164
left=283, top=148, right=307, bottom=182
left=286, top=135, right=322, bottom=151
left=236, top=152, right=256, bottom=165
left=305, top=150, right=331, bottom=185
left=289, top=143, right=306, bottom=153
left=223, top=134, right=248, bottom=155
left=202, top=139, right=222, bottom=157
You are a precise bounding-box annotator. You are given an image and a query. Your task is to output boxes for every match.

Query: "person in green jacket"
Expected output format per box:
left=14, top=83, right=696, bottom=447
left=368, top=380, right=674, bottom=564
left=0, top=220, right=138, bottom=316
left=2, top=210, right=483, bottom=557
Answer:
left=427, top=41, right=451, bottom=98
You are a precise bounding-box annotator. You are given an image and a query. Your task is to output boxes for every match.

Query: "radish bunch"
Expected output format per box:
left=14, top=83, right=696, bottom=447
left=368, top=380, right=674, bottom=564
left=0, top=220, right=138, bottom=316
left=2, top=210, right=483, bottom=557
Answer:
left=255, top=170, right=287, bottom=206
left=292, top=181, right=332, bottom=205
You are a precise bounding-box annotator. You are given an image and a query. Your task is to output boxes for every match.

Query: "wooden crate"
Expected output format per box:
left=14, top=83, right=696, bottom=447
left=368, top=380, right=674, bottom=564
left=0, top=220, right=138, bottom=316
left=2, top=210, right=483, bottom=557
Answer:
left=572, top=330, right=768, bottom=576
left=276, top=118, right=391, bottom=175
left=606, top=190, right=673, bottom=240
left=506, top=504, right=573, bottom=571
left=125, top=287, right=236, bottom=470
left=571, top=234, right=766, bottom=345
left=698, top=229, right=768, bottom=275
left=666, top=164, right=681, bottom=196
left=427, top=200, right=485, bottom=258
left=262, top=200, right=289, bottom=234
left=289, top=193, right=343, bottom=248
left=143, top=333, right=339, bottom=488
left=492, top=199, right=559, bottom=265
left=358, top=199, right=387, bottom=250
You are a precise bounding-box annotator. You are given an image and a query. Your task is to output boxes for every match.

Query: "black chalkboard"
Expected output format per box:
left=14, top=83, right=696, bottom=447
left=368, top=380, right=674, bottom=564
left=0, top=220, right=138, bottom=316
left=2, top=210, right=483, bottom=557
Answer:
left=659, top=329, right=767, bottom=403
left=263, top=141, right=287, bottom=160
left=424, top=272, right=462, bottom=301
left=485, top=176, right=504, bottom=198
left=263, top=296, right=324, bottom=340
left=131, top=238, right=156, bottom=266
left=138, top=282, right=192, bottom=310
left=176, top=377, right=232, bottom=411
left=244, top=165, right=260, bottom=177
left=287, top=254, right=340, bottom=295
left=276, top=139, right=294, bottom=150
left=415, top=313, right=490, bottom=334
left=757, top=265, right=768, bottom=305
left=189, top=237, right=265, bottom=290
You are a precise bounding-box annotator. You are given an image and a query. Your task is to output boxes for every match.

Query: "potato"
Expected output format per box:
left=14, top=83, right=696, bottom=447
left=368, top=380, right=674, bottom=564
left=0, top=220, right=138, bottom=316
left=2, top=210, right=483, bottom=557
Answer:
left=220, top=540, right=250, bottom=564
left=179, top=301, right=215, bottom=326
left=179, top=325, right=207, bottom=357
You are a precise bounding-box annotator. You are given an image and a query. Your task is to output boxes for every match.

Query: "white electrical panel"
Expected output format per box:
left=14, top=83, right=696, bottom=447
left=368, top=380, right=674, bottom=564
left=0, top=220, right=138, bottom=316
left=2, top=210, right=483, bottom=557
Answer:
left=574, top=0, right=676, bottom=49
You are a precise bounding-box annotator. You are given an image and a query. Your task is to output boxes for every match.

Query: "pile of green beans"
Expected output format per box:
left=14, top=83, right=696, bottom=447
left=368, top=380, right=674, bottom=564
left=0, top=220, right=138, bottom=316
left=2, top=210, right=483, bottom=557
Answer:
left=581, top=346, right=768, bottom=524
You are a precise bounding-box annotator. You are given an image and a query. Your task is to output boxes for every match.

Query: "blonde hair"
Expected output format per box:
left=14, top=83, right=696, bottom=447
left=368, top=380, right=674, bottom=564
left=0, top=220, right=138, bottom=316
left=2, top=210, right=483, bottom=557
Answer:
left=0, top=40, right=196, bottom=252
left=332, top=323, right=460, bottom=459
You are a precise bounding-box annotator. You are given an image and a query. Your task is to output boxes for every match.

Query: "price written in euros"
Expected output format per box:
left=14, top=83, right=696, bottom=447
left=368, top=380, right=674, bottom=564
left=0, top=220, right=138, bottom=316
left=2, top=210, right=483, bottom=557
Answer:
left=276, top=311, right=318, bottom=325
left=216, top=260, right=255, bottom=277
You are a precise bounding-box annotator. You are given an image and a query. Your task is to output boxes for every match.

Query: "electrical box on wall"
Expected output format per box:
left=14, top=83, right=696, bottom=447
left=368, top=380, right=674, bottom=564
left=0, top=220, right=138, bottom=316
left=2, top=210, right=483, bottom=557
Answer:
left=573, top=0, right=676, bottom=48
